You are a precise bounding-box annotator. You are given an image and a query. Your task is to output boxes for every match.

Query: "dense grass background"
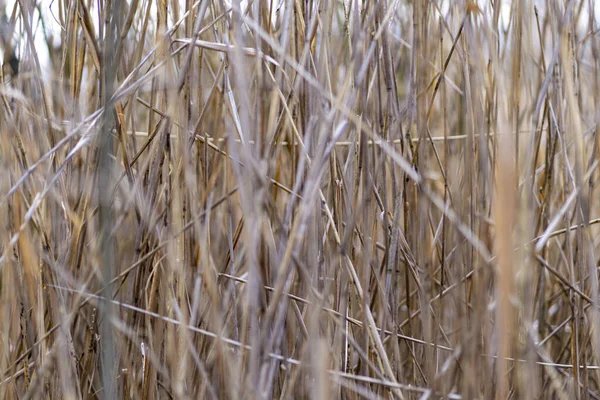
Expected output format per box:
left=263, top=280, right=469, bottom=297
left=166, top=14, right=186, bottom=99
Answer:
left=2, top=0, right=600, bottom=398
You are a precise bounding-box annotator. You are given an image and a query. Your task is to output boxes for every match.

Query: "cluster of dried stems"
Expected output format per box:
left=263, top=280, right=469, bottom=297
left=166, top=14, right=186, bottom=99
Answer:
left=1, top=0, right=600, bottom=398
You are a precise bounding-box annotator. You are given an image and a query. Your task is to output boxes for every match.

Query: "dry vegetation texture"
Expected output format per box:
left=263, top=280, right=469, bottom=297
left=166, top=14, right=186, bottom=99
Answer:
left=3, top=0, right=600, bottom=398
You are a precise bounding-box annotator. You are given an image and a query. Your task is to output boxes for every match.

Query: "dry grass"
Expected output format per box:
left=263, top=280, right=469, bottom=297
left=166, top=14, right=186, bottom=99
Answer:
left=1, top=0, right=600, bottom=398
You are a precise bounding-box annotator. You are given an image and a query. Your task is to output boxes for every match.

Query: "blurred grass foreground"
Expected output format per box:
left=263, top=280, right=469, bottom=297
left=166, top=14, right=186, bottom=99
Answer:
left=2, top=0, right=600, bottom=398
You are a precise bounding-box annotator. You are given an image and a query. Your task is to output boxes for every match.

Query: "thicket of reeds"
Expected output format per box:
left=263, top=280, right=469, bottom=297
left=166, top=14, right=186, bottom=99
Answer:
left=1, top=0, right=600, bottom=398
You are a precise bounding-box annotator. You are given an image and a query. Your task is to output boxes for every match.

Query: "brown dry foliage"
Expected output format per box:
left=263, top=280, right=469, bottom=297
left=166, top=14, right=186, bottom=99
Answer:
left=1, top=0, right=600, bottom=399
